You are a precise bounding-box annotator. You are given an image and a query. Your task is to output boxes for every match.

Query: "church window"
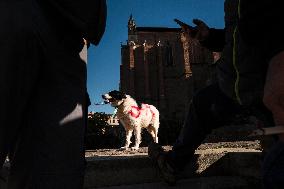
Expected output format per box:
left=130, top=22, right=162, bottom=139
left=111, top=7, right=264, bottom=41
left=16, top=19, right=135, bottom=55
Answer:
left=165, top=41, right=173, bottom=66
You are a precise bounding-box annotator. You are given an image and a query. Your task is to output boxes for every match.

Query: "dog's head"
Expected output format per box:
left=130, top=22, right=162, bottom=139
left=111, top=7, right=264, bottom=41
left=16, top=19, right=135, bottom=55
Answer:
left=102, top=90, right=127, bottom=107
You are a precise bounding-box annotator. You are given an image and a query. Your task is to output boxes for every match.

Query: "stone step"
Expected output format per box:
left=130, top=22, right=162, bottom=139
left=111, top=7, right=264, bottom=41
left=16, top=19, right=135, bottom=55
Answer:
left=0, top=151, right=262, bottom=189
left=84, top=144, right=262, bottom=188
left=0, top=140, right=264, bottom=189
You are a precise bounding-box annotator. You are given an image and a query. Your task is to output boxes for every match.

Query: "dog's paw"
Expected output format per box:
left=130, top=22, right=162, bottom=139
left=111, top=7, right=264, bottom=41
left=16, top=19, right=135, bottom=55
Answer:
left=120, top=146, right=129, bottom=150
left=131, top=146, right=139, bottom=151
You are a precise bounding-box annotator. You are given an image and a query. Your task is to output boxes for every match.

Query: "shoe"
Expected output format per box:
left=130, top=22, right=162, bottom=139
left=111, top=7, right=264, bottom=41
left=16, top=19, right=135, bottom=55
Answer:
left=148, top=142, right=176, bottom=186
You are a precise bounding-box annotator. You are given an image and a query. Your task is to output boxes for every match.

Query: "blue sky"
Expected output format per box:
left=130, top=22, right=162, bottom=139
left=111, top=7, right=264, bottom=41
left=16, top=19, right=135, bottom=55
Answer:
left=87, top=0, right=225, bottom=114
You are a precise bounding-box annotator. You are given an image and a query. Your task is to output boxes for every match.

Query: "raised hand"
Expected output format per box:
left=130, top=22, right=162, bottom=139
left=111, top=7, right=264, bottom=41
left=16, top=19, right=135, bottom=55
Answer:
left=174, top=18, right=209, bottom=41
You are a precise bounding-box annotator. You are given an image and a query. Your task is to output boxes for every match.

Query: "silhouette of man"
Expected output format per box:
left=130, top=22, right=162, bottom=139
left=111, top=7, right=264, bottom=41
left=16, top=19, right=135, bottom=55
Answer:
left=0, top=0, right=106, bottom=188
left=149, top=1, right=284, bottom=188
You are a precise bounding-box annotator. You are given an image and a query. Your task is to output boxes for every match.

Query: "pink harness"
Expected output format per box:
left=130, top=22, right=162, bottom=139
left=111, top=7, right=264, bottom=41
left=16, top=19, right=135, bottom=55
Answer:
left=128, top=104, right=155, bottom=119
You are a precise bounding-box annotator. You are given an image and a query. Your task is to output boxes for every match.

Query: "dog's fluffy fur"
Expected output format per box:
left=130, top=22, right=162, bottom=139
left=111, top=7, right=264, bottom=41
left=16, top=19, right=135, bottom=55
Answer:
left=102, top=90, right=159, bottom=150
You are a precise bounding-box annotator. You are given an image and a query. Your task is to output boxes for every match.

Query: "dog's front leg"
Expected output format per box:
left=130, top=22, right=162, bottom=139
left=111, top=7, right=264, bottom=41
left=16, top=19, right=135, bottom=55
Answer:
left=132, top=127, right=141, bottom=150
left=121, top=129, right=133, bottom=149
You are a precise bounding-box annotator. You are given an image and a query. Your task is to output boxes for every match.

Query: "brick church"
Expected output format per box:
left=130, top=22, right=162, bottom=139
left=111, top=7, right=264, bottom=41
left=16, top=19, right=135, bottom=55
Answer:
left=120, top=15, right=216, bottom=122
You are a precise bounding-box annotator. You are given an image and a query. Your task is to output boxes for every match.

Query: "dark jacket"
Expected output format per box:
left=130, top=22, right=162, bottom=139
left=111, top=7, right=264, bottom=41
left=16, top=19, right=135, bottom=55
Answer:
left=201, top=0, right=284, bottom=106
left=38, top=0, right=107, bottom=46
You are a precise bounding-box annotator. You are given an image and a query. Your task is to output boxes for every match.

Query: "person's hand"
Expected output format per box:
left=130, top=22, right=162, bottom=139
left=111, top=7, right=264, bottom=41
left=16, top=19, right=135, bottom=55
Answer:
left=175, top=18, right=209, bottom=42
left=191, top=19, right=209, bottom=41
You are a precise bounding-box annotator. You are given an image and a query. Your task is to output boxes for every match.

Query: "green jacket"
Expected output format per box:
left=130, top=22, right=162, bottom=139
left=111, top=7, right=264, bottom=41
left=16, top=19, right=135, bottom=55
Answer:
left=202, top=0, right=284, bottom=106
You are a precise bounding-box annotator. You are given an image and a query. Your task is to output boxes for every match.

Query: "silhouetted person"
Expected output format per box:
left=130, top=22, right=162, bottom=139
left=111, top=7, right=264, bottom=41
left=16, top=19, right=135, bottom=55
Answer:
left=149, top=1, right=284, bottom=188
left=0, top=0, right=106, bottom=188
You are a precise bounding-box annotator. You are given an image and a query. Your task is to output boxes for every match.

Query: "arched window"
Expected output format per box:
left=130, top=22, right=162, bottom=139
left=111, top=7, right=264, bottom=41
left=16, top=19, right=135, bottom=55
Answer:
left=165, top=41, right=173, bottom=66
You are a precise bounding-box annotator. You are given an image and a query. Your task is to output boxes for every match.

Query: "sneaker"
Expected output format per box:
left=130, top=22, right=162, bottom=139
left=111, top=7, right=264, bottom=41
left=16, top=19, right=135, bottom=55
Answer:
left=148, top=143, right=176, bottom=186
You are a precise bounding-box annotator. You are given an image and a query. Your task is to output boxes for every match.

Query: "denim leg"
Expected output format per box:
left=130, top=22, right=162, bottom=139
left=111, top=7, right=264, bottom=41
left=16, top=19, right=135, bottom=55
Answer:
left=169, top=84, right=240, bottom=170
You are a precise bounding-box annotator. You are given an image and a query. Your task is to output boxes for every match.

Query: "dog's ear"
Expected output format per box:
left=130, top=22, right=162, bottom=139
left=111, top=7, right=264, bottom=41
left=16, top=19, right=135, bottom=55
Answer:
left=109, top=90, right=126, bottom=100
left=109, top=90, right=119, bottom=97
left=136, top=100, right=142, bottom=108
left=120, top=91, right=127, bottom=99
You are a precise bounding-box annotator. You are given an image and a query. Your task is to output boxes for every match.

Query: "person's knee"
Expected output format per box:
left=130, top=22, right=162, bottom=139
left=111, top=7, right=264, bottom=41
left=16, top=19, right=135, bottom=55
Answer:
left=263, top=92, right=274, bottom=112
left=263, top=51, right=284, bottom=117
left=263, top=92, right=284, bottom=116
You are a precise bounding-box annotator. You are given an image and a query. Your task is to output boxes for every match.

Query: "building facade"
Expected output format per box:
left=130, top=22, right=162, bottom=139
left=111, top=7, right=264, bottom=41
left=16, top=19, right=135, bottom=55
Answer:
left=107, top=115, right=120, bottom=126
left=120, top=16, right=216, bottom=121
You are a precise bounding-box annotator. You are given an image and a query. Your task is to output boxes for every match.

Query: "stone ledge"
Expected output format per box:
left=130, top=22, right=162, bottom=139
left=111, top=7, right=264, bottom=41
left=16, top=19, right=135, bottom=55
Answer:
left=84, top=145, right=262, bottom=188
left=0, top=124, right=269, bottom=188
left=0, top=148, right=262, bottom=189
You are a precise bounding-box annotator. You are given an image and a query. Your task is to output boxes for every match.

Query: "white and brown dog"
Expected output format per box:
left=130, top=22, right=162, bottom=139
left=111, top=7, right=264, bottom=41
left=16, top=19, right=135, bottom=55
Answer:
left=102, top=90, right=159, bottom=150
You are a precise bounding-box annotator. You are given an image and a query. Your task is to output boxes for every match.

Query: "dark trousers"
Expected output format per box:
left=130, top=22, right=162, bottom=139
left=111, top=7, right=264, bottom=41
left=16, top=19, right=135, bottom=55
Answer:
left=169, top=83, right=272, bottom=170
left=262, top=140, right=284, bottom=189
left=0, top=1, right=86, bottom=188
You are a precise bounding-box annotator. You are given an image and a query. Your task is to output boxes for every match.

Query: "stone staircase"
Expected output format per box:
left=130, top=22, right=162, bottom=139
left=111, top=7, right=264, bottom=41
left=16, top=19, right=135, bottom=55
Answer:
left=1, top=145, right=262, bottom=189
left=1, top=124, right=272, bottom=189
left=84, top=124, right=269, bottom=189
left=84, top=143, right=263, bottom=189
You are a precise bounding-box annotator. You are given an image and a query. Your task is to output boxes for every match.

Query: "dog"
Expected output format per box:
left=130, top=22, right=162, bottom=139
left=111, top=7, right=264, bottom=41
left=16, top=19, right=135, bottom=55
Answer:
left=102, top=90, right=159, bottom=150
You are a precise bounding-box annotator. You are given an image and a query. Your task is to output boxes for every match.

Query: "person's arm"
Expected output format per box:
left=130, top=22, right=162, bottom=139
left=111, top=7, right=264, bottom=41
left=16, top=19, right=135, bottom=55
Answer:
left=175, top=19, right=225, bottom=52
left=244, top=2, right=284, bottom=141
left=263, top=51, right=284, bottom=141
left=200, top=28, right=225, bottom=52
left=85, top=0, right=107, bottom=45
left=40, top=0, right=107, bottom=46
